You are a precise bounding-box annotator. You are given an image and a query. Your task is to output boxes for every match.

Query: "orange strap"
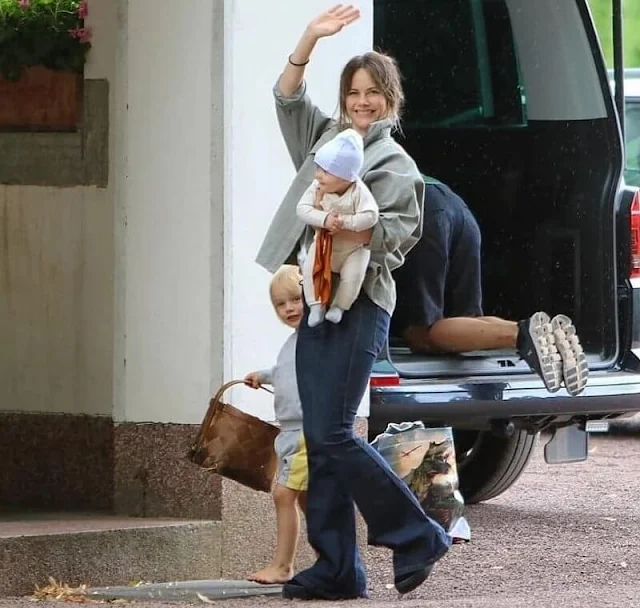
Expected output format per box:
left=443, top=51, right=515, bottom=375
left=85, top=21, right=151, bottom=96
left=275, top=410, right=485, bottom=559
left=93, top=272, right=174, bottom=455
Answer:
left=312, top=230, right=333, bottom=306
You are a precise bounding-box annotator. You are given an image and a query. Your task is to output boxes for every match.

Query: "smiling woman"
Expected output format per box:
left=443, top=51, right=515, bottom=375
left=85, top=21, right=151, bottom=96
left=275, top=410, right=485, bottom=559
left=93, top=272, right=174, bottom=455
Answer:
left=337, top=52, right=404, bottom=133
left=254, top=4, right=451, bottom=602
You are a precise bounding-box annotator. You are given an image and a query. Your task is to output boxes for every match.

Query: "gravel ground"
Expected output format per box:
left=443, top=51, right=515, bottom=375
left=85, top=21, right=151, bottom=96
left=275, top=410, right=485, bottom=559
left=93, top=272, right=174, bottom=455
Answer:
left=3, top=434, right=639, bottom=608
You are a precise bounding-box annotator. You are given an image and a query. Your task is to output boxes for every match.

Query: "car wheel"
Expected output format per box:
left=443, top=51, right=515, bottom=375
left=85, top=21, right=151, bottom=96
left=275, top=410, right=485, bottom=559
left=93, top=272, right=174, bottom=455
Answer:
left=453, top=429, right=537, bottom=504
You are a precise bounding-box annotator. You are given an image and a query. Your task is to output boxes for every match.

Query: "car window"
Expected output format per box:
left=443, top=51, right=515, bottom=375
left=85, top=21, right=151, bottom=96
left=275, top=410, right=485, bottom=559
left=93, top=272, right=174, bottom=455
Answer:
left=625, top=98, right=640, bottom=186
left=373, top=0, right=527, bottom=128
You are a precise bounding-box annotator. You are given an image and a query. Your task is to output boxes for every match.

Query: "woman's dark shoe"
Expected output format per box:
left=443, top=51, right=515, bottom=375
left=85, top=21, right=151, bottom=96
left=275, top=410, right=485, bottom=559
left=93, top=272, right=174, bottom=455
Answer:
left=394, top=564, right=434, bottom=595
left=282, top=581, right=366, bottom=601
left=282, top=582, right=316, bottom=600
left=393, top=537, right=450, bottom=595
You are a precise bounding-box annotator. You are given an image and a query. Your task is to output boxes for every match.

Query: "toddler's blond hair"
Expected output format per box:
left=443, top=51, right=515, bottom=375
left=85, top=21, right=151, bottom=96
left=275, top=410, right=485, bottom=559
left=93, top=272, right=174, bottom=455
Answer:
left=269, top=264, right=302, bottom=308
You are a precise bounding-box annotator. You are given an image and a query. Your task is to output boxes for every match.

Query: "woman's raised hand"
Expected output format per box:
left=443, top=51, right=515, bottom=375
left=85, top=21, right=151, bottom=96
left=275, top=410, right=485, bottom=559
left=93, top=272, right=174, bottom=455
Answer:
left=280, top=5, right=360, bottom=99
left=306, top=4, right=361, bottom=40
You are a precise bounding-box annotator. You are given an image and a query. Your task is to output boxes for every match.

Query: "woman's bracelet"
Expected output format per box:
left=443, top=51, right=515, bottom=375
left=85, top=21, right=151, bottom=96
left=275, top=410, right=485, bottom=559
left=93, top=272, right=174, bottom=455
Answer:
left=288, top=54, right=310, bottom=67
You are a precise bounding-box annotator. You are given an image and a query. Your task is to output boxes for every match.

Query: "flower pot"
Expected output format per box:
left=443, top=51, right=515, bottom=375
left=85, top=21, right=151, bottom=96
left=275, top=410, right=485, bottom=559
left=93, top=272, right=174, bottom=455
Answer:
left=0, top=66, right=83, bottom=132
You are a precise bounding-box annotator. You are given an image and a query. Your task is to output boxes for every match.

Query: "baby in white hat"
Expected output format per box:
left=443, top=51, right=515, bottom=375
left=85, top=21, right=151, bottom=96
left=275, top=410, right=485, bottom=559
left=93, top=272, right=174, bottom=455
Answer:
left=296, top=128, right=379, bottom=327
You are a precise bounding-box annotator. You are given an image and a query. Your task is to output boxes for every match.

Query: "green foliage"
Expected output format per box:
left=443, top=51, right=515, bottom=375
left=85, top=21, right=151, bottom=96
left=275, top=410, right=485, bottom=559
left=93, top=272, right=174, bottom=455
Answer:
left=588, top=0, right=640, bottom=68
left=0, top=0, right=90, bottom=81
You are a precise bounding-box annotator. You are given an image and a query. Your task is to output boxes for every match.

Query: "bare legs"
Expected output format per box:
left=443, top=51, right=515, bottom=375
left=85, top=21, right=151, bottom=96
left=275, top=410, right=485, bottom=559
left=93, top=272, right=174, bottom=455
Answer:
left=248, top=485, right=307, bottom=584
left=403, top=316, right=518, bottom=354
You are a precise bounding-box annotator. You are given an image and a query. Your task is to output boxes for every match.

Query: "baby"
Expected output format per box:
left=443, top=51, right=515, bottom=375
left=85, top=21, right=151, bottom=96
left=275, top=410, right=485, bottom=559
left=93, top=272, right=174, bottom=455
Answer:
left=296, top=128, right=378, bottom=327
left=244, top=265, right=307, bottom=584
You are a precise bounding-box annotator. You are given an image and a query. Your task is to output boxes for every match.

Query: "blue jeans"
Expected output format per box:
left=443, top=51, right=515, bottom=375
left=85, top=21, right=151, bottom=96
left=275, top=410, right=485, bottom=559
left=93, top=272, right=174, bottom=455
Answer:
left=294, top=293, right=450, bottom=599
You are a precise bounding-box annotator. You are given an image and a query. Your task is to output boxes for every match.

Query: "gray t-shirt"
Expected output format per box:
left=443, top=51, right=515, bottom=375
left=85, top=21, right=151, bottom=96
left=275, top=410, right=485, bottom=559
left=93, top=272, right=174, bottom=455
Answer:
left=258, top=332, right=302, bottom=431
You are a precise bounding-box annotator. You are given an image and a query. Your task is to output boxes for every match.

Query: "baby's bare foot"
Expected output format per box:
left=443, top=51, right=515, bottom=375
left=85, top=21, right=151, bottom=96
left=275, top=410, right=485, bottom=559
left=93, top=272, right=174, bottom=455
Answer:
left=247, top=564, right=293, bottom=585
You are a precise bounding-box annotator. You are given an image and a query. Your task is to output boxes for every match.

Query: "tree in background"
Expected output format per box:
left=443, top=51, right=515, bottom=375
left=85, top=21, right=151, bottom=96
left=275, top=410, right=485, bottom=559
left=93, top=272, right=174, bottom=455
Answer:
left=589, top=0, right=640, bottom=68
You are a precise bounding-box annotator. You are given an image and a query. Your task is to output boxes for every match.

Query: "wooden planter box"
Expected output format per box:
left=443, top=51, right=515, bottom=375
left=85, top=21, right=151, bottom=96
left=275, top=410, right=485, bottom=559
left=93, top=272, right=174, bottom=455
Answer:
left=0, top=66, right=83, bottom=132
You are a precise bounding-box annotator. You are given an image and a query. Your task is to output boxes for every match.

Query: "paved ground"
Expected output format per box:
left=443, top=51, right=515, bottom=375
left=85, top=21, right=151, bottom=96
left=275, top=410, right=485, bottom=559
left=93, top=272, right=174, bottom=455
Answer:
left=3, top=434, right=639, bottom=607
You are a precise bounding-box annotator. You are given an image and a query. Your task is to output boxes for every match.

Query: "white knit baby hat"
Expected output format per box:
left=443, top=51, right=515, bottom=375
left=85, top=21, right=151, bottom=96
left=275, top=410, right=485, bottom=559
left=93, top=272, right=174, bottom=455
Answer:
left=314, top=128, right=364, bottom=182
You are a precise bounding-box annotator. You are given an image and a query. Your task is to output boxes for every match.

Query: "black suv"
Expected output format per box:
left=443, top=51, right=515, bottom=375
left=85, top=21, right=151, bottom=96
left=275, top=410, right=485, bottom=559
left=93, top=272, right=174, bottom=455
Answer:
left=369, top=0, right=640, bottom=504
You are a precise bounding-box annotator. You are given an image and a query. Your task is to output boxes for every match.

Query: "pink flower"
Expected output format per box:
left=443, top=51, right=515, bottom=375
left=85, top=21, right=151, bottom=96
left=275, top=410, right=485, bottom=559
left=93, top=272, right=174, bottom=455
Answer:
left=68, top=26, right=93, bottom=43
left=18, top=0, right=30, bottom=9
left=78, top=1, right=88, bottom=19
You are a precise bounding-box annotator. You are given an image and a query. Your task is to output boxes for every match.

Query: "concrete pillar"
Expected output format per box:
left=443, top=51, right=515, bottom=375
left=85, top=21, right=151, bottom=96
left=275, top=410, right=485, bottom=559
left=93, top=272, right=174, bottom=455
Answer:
left=110, top=0, right=225, bottom=518
left=113, top=0, right=224, bottom=425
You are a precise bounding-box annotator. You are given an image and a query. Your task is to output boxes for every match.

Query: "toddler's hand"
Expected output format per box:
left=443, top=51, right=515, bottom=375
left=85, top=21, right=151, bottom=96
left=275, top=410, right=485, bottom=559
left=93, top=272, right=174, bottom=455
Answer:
left=244, top=372, right=262, bottom=389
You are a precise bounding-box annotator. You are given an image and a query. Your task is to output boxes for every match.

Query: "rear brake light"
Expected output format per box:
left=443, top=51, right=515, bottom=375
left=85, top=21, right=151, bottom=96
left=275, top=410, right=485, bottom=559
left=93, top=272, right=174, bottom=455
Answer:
left=630, top=191, right=640, bottom=279
left=370, top=374, right=400, bottom=387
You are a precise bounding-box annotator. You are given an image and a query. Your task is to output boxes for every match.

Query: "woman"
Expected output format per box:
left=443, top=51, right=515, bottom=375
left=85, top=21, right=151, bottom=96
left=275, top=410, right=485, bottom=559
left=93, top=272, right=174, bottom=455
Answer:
left=256, top=5, right=450, bottom=601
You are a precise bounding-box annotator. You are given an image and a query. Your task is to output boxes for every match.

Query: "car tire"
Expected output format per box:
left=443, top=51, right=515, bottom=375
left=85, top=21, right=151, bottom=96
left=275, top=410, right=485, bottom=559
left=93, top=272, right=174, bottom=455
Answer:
left=453, top=429, right=537, bottom=504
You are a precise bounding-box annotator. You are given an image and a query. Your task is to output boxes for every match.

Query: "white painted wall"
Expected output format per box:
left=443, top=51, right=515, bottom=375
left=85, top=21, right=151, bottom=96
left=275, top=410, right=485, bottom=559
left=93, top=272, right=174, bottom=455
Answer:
left=114, top=0, right=223, bottom=423
left=0, top=0, right=115, bottom=416
left=225, top=0, right=373, bottom=421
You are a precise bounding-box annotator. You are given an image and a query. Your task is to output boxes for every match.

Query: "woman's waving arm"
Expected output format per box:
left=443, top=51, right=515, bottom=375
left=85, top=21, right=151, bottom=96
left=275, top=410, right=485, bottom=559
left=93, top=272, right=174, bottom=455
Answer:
left=274, top=5, right=361, bottom=168
left=278, top=4, right=361, bottom=97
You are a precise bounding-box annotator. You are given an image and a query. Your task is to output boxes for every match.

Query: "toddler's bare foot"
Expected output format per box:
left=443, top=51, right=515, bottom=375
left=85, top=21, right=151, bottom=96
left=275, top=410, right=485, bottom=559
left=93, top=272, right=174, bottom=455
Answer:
left=247, top=564, right=293, bottom=584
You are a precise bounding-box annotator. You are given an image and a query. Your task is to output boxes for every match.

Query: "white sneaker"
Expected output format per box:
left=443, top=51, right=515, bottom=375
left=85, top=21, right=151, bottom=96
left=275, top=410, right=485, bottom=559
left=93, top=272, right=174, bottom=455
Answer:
left=517, top=312, right=563, bottom=393
left=551, top=314, right=588, bottom=397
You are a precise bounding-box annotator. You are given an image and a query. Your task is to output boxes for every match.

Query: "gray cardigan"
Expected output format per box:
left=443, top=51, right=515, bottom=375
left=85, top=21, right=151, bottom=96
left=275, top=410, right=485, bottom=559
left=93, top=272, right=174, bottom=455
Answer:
left=255, top=80, right=424, bottom=315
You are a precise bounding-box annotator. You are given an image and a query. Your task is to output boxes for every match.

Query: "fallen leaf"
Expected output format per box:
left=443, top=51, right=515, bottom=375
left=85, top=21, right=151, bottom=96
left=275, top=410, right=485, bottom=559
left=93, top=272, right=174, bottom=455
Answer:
left=196, top=592, right=215, bottom=604
left=31, top=577, right=104, bottom=604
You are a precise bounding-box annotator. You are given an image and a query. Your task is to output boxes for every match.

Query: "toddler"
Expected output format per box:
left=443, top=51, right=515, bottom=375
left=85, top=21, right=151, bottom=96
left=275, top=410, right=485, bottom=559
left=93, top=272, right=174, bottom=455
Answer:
left=244, top=265, right=307, bottom=584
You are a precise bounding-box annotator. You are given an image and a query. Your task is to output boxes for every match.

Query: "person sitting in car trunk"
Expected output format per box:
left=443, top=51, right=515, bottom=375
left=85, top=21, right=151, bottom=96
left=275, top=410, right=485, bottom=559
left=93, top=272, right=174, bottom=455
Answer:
left=391, top=176, right=589, bottom=397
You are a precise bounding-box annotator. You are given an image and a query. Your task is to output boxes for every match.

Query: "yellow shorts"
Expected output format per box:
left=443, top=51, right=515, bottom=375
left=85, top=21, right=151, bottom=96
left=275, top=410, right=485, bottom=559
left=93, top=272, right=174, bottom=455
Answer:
left=274, top=429, right=308, bottom=492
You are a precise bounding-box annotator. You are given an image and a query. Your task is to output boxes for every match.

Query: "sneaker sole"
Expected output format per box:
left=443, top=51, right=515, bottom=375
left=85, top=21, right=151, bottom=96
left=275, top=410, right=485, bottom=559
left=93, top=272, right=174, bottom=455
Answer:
left=528, top=312, right=563, bottom=392
left=551, top=314, right=588, bottom=397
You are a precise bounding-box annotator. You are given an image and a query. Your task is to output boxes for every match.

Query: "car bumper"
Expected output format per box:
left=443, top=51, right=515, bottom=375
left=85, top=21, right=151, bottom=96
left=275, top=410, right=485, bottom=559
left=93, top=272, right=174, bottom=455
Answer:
left=369, top=369, right=640, bottom=430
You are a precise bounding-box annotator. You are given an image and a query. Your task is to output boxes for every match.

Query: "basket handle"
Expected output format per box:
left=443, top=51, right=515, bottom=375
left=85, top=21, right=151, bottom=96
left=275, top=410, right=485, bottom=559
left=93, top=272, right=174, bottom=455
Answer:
left=192, top=380, right=274, bottom=450
left=211, top=379, right=273, bottom=406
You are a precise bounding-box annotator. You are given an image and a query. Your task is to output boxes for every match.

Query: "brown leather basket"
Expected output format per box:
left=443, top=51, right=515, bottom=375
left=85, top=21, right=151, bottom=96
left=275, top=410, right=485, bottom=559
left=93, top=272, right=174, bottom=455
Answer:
left=188, top=380, right=280, bottom=493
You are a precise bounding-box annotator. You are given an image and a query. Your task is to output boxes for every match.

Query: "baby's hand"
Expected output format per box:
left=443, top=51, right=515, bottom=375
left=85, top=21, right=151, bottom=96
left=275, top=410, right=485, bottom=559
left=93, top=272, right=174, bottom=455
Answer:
left=244, top=372, right=262, bottom=389
left=324, top=212, right=344, bottom=234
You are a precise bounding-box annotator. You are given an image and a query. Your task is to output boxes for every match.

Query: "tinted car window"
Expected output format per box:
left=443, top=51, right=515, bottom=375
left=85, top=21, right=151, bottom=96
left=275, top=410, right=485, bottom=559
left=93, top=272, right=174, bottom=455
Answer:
left=374, top=0, right=527, bottom=128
